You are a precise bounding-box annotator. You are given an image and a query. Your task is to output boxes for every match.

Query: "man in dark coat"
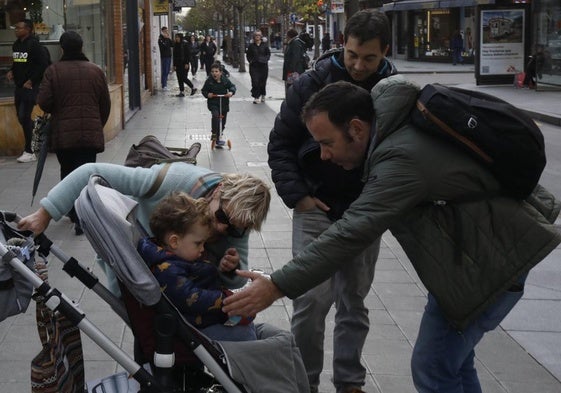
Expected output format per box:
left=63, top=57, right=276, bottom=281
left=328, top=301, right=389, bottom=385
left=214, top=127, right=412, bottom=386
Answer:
left=267, top=10, right=396, bottom=393
left=282, top=29, right=307, bottom=95
left=37, top=31, right=110, bottom=235
left=7, top=19, right=49, bottom=163
left=157, top=27, right=173, bottom=90
left=173, top=33, right=196, bottom=97
left=200, top=35, right=217, bottom=76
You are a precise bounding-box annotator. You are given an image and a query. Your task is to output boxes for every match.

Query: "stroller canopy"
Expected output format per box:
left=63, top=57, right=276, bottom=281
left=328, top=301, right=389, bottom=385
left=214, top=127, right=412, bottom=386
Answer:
left=75, top=175, right=161, bottom=306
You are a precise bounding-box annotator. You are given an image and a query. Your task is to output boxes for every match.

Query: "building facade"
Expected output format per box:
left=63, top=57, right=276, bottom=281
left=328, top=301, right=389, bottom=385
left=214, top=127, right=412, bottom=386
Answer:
left=381, top=0, right=560, bottom=86
left=0, top=0, right=158, bottom=156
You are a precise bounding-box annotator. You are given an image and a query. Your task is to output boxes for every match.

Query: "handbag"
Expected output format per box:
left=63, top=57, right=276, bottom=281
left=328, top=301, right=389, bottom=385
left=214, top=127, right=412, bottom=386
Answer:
left=124, top=134, right=200, bottom=168
left=31, top=259, right=84, bottom=393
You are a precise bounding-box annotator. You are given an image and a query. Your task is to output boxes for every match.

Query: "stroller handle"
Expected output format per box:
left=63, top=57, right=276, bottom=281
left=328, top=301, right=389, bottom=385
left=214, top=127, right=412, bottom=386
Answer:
left=0, top=211, right=19, bottom=224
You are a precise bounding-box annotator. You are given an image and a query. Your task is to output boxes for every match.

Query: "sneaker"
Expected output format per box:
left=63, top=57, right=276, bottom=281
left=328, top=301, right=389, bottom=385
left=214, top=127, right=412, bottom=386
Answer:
left=260, top=95, right=266, bottom=102
left=253, top=98, right=260, bottom=104
left=16, top=151, right=36, bottom=163
left=162, top=86, right=169, bottom=91
left=216, top=140, right=226, bottom=146
left=176, top=92, right=185, bottom=97
left=190, top=88, right=198, bottom=96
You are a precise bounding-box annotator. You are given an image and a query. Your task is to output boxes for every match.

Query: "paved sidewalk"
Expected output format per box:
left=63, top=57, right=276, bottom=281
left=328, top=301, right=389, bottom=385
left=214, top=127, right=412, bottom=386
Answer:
left=0, top=60, right=560, bottom=392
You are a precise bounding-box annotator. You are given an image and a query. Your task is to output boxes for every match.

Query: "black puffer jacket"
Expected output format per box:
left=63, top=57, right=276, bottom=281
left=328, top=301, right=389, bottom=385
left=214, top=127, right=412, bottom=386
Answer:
left=267, top=48, right=397, bottom=219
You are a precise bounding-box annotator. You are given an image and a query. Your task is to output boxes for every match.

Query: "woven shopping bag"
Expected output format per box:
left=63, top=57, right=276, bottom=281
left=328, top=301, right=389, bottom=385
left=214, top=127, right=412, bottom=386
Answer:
left=30, top=259, right=84, bottom=393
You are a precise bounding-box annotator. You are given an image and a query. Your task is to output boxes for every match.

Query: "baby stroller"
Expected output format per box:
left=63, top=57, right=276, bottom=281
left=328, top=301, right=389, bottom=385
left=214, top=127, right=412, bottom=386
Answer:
left=0, top=176, right=309, bottom=393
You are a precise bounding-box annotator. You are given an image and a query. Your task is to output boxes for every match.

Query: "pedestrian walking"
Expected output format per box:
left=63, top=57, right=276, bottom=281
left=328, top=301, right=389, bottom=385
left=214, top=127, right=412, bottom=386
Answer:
left=6, top=18, right=50, bottom=163
left=173, top=33, right=196, bottom=97
left=246, top=30, right=270, bottom=104
left=451, top=30, right=464, bottom=65
left=321, top=32, right=331, bottom=53
left=282, top=29, right=307, bottom=95
left=157, top=27, right=173, bottom=90
left=200, top=35, right=217, bottom=77
left=36, top=31, right=111, bottom=235
left=188, top=34, right=200, bottom=77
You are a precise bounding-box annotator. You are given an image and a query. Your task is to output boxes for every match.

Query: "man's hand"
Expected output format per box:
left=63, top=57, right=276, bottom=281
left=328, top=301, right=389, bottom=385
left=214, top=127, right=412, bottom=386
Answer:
left=219, top=247, right=239, bottom=272
left=295, top=196, right=330, bottom=213
left=222, top=270, right=284, bottom=317
left=17, top=207, right=52, bottom=235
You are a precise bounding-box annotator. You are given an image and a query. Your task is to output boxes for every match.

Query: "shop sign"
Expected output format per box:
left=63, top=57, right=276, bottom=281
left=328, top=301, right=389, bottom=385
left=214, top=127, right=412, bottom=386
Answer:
left=331, top=0, right=344, bottom=14
left=152, top=0, right=168, bottom=15
left=479, top=8, right=525, bottom=75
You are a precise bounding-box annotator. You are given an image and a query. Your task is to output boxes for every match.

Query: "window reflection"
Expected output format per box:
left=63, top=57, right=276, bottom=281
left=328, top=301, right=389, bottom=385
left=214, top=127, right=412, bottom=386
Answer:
left=0, top=0, right=114, bottom=98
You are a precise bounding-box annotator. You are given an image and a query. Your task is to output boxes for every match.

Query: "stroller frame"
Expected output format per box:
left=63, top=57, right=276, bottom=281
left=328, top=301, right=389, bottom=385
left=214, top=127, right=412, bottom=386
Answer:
left=0, top=211, right=245, bottom=393
left=1, top=174, right=309, bottom=393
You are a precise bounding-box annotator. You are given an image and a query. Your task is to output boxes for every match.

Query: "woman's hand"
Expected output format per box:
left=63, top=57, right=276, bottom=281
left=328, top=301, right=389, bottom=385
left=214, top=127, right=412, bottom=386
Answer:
left=17, top=207, right=52, bottom=235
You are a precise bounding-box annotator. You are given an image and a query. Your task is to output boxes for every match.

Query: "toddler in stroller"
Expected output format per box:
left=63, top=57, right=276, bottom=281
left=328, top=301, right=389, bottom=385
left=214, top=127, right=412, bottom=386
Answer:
left=1, top=174, right=309, bottom=392
left=138, top=192, right=257, bottom=342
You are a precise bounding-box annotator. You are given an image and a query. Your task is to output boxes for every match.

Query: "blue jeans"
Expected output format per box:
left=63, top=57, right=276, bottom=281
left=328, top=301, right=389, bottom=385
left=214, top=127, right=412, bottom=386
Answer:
left=201, top=322, right=257, bottom=342
left=161, top=57, right=171, bottom=88
left=291, top=208, right=379, bottom=391
left=411, top=277, right=526, bottom=393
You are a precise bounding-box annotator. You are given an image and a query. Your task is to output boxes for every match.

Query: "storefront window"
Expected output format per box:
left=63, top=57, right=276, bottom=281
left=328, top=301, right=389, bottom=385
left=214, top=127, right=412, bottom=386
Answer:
left=427, top=9, right=452, bottom=57
left=0, top=0, right=114, bottom=99
left=533, top=0, right=561, bottom=86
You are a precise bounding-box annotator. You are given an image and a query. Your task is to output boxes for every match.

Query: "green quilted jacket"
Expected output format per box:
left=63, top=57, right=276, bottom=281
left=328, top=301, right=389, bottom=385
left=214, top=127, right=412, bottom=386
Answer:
left=271, top=76, right=561, bottom=329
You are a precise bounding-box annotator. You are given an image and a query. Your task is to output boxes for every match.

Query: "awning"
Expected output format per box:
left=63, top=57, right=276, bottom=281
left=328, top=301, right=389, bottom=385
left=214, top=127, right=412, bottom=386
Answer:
left=383, top=0, right=495, bottom=12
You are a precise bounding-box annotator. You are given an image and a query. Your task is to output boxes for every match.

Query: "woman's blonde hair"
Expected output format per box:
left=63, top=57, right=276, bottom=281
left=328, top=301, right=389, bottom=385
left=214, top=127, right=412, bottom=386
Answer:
left=220, top=173, right=271, bottom=232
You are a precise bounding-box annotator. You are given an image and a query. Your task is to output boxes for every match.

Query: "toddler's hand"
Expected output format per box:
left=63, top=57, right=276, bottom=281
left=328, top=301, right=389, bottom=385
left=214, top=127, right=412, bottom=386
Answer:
left=219, top=248, right=239, bottom=272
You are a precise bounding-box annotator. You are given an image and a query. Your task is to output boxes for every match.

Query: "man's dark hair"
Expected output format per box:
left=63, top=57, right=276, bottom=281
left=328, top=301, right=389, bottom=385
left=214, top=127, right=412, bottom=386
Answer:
left=302, top=81, right=373, bottom=137
left=287, top=29, right=298, bottom=39
left=344, top=10, right=390, bottom=49
left=21, top=19, right=34, bottom=30
left=161, top=26, right=168, bottom=31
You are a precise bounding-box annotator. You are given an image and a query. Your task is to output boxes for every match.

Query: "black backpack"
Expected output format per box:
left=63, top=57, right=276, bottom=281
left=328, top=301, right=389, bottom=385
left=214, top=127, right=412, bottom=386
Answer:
left=410, top=84, right=545, bottom=199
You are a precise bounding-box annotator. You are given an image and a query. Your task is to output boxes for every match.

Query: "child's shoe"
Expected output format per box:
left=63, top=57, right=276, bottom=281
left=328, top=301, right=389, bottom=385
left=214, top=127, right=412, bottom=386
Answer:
left=253, top=98, right=260, bottom=104
left=215, top=140, right=226, bottom=149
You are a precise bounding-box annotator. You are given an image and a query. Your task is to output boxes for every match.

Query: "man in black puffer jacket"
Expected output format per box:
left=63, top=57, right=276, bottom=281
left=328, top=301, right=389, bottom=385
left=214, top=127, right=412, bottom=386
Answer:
left=267, top=10, right=396, bottom=393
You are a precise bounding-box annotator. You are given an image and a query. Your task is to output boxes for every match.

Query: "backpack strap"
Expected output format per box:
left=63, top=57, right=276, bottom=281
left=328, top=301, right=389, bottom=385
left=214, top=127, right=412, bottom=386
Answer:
left=144, top=163, right=171, bottom=198
left=415, top=100, right=493, bottom=164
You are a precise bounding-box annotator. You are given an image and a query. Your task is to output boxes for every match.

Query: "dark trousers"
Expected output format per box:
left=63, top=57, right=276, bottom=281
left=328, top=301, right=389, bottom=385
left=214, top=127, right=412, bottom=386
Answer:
left=203, top=55, right=214, bottom=76
left=56, top=148, right=97, bottom=223
left=249, top=63, right=268, bottom=98
left=176, top=66, right=194, bottom=92
left=14, top=86, right=38, bottom=153
left=210, top=108, right=227, bottom=140
left=190, top=57, right=199, bottom=76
